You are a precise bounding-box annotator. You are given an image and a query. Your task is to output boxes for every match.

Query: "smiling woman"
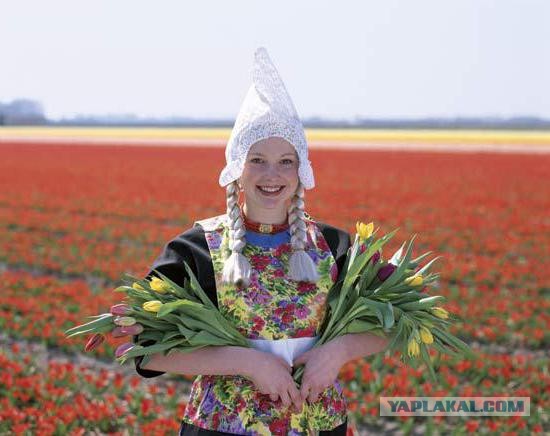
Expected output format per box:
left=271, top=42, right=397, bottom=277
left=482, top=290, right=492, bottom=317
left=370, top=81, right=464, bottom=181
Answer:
left=240, top=138, right=300, bottom=223
left=132, top=47, right=389, bottom=435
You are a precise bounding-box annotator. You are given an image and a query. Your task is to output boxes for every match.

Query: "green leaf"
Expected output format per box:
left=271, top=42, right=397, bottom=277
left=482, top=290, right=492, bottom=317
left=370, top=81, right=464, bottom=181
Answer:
left=162, top=330, right=183, bottom=342
left=398, top=295, right=445, bottom=311
left=122, top=339, right=188, bottom=359
left=344, top=319, right=380, bottom=334
left=415, top=256, right=443, bottom=276
left=408, top=251, right=433, bottom=269
left=187, top=330, right=233, bottom=347
left=157, top=299, right=203, bottom=317
left=419, top=342, right=438, bottom=382
left=431, top=327, right=473, bottom=356
left=64, top=313, right=113, bottom=337
left=177, top=323, right=196, bottom=338
left=181, top=264, right=217, bottom=310
left=138, top=331, right=165, bottom=342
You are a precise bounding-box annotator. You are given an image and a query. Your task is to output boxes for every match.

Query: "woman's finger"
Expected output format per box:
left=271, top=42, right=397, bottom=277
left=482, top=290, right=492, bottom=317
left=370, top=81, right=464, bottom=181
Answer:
left=288, top=383, right=303, bottom=411
left=300, top=381, right=310, bottom=402
left=274, top=355, right=292, bottom=372
left=307, top=387, right=322, bottom=404
left=269, top=393, right=279, bottom=402
left=279, top=389, right=291, bottom=408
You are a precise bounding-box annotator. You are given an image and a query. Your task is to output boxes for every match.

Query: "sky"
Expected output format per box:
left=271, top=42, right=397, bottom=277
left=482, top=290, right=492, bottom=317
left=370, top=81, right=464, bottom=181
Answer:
left=1, top=0, right=549, bottom=120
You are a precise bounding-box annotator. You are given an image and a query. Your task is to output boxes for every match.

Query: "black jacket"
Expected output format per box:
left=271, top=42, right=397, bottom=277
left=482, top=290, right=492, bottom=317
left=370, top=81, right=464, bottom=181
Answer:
left=135, top=221, right=351, bottom=378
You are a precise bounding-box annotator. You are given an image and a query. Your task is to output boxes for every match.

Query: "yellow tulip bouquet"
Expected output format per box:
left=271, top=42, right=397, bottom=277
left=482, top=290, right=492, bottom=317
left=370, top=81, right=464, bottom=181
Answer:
left=292, top=222, right=472, bottom=383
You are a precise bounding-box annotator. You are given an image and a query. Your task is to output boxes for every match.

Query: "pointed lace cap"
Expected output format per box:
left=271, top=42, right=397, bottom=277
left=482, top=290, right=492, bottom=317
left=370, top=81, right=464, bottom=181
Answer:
left=219, top=47, right=314, bottom=189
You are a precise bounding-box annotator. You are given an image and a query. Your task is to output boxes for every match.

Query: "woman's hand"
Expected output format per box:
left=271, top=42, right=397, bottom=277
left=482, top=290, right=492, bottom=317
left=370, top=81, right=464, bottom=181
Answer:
left=243, top=349, right=302, bottom=410
left=293, top=340, right=346, bottom=405
left=293, top=332, right=390, bottom=404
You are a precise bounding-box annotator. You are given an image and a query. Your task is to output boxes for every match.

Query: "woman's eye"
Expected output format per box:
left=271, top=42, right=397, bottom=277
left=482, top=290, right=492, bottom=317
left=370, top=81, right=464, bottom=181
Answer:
left=281, top=159, right=294, bottom=165
left=250, top=158, right=264, bottom=164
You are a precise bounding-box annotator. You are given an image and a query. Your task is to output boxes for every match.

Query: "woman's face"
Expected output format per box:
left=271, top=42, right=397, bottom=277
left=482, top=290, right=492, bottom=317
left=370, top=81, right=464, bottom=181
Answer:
left=239, top=137, right=299, bottom=223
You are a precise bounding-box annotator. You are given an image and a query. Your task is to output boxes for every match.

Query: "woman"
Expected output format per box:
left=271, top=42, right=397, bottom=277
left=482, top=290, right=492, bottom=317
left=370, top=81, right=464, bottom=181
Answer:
left=134, top=48, right=388, bottom=435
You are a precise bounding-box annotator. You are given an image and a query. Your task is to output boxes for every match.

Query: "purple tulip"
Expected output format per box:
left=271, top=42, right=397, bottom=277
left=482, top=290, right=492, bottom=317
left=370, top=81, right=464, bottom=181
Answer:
left=110, top=304, right=132, bottom=316
left=368, top=251, right=381, bottom=264
left=115, top=342, right=135, bottom=359
left=111, top=324, right=144, bottom=338
left=377, top=263, right=396, bottom=281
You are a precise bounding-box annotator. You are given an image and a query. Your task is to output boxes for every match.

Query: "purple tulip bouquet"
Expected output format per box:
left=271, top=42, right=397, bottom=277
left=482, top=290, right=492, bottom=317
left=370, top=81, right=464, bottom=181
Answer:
left=292, top=222, right=472, bottom=383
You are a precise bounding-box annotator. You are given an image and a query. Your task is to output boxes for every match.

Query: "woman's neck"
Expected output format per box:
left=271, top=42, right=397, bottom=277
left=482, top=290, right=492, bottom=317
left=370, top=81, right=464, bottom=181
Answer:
left=242, top=204, right=288, bottom=225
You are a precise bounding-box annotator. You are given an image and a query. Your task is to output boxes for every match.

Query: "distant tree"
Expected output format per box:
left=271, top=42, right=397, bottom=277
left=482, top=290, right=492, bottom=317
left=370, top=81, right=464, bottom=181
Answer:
left=0, top=99, right=47, bottom=125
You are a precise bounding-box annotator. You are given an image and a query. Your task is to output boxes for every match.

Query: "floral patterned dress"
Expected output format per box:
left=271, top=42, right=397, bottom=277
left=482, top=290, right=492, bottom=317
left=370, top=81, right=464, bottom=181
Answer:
left=181, top=214, right=347, bottom=435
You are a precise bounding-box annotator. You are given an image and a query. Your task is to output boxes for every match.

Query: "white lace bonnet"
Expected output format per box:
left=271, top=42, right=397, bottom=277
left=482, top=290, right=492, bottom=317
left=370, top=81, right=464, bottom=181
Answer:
left=218, top=47, right=315, bottom=190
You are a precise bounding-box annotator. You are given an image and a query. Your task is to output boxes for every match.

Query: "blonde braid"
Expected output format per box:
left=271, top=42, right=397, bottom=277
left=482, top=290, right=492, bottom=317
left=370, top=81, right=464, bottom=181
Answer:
left=288, top=183, right=319, bottom=282
left=222, top=181, right=251, bottom=288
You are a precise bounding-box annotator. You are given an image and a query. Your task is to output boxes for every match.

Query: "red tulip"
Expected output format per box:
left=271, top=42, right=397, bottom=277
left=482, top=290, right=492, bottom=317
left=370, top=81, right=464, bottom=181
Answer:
left=84, top=333, right=105, bottom=352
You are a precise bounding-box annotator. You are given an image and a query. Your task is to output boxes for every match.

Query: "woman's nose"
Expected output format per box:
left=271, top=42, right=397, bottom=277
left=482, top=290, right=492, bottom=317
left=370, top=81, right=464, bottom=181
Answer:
left=264, top=163, right=279, bottom=177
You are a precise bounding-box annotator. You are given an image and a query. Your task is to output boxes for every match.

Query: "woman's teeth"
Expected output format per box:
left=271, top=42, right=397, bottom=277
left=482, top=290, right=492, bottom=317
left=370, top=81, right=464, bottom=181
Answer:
left=258, top=186, right=284, bottom=193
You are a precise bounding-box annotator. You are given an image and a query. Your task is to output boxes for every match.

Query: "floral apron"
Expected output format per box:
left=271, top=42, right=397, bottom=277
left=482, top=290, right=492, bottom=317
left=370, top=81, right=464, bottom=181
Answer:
left=181, top=214, right=347, bottom=435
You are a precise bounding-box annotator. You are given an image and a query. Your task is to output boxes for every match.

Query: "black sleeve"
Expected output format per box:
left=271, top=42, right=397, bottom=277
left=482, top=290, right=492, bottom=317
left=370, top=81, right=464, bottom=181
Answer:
left=316, top=221, right=352, bottom=280
left=133, top=225, right=217, bottom=378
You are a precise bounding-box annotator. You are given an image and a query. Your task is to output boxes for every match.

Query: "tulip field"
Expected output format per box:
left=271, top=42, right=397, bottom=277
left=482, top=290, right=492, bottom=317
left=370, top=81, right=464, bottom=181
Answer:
left=0, top=140, right=549, bottom=435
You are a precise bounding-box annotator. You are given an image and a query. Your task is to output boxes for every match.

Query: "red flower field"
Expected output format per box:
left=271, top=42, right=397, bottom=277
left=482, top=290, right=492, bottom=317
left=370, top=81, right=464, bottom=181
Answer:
left=1, top=141, right=548, bottom=434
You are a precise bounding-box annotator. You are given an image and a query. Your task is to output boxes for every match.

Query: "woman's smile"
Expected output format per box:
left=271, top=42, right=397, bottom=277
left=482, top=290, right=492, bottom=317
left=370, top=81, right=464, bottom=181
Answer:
left=256, top=185, right=285, bottom=195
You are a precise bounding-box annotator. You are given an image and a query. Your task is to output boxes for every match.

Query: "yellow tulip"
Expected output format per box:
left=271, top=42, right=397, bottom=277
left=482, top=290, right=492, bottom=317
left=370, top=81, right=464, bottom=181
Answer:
left=356, top=221, right=374, bottom=241
left=420, top=326, right=434, bottom=344
left=132, top=282, right=144, bottom=291
left=143, top=300, right=163, bottom=313
left=431, top=307, right=449, bottom=320
left=404, top=274, right=423, bottom=286
left=407, top=338, right=420, bottom=357
left=149, top=277, right=170, bottom=293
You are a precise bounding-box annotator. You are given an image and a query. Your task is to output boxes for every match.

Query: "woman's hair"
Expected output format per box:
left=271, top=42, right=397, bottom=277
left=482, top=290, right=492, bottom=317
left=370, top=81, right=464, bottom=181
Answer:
left=287, top=183, right=319, bottom=282
left=222, top=181, right=252, bottom=288
left=222, top=180, right=319, bottom=288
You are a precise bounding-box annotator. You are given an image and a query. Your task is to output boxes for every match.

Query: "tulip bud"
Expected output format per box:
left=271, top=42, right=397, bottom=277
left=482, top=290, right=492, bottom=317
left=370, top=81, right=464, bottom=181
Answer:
left=115, top=342, right=135, bottom=359
left=110, top=303, right=132, bottom=316
left=419, top=326, right=434, bottom=344
left=407, top=338, right=420, bottom=358
left=368, top=251, right=381, bottom=264
left=84, top=333, right=105, bottom=352
left=143, top=300, right=163, bottom=313
left=377, top=264, right=396, bottom=282
left=114, top=316, right=137, bottom=327
left=431, top=307, right=449, bottom=320
left=404, top=275, right=424, bottom=287
left=132, top=282, right=144, bottom=290
left=112, top=324, right=144, bottom=337
left=149, top=277, right=171, bottom=293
